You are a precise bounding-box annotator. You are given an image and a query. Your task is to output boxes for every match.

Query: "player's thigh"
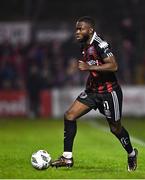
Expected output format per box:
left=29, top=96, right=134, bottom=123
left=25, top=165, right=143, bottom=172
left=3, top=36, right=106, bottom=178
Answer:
left=65, top=100, right=91, bottom=120
left=99, top=88, right=123, bottom=122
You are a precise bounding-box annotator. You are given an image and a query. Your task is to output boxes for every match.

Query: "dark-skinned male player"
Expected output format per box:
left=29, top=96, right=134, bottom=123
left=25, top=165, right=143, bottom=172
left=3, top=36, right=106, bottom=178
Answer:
left=51, top=16, right=138, bottom=172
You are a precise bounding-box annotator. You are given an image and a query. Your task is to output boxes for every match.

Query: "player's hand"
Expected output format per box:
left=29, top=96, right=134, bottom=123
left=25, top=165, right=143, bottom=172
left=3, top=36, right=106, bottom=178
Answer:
left=78, top=61, right=90, bottom=71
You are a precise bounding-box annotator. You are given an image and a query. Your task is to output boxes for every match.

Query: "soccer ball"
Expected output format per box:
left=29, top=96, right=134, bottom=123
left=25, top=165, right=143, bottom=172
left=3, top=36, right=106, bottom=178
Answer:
left=31, top=150, right=51, bottom=170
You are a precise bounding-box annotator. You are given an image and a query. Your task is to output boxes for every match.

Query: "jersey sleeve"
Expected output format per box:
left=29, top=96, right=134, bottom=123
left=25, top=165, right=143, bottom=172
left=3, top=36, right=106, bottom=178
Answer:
left=97, top=41, right=114, bottom=59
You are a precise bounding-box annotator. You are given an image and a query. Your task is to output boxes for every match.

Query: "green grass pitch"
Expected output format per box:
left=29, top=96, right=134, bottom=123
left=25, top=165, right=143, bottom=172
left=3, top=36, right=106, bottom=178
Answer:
left=0, top=117, right=145, bottom=179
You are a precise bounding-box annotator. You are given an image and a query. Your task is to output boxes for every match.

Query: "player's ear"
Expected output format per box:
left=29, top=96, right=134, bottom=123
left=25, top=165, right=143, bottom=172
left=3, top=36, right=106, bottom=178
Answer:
left=89, top=28, right=94, bottom=34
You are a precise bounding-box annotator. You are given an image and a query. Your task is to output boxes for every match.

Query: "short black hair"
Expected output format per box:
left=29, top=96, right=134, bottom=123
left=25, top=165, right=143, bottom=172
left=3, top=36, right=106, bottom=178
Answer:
left=77, top=16, right=96, bottom=29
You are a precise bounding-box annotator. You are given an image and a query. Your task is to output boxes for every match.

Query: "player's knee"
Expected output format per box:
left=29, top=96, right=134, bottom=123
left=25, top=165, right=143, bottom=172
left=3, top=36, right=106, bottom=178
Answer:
left=64, top=111, right=76, bottom=121
left=110, top=124, right=122, bottom=135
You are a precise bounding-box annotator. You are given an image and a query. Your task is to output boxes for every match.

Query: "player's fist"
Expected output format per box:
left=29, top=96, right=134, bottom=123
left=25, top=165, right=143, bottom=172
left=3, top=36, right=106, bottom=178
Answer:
left=78, top=61, right=90, bottom=71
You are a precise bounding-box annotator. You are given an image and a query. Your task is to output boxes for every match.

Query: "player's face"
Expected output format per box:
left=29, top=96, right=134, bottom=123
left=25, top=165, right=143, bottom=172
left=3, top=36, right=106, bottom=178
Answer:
left=75, top=21, right=93, bottom=43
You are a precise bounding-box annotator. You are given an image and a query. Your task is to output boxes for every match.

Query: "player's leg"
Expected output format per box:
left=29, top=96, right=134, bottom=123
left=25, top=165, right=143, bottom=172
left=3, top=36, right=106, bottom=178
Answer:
left=107, top=120, right=138, bottom=171
left=99, top=87, right=138, bottom=171
left=51, top=99, right=92, bottom=168
left=63, top=100, right=91, bottom=154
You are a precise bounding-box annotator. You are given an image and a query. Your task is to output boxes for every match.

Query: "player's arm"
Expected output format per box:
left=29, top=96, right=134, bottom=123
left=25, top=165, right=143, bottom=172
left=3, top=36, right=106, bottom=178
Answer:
left=78, top=55, right=118, bottom=72
left=79, top=40, right=118, bottom=72
left=92, top=55, right=118, bottom=72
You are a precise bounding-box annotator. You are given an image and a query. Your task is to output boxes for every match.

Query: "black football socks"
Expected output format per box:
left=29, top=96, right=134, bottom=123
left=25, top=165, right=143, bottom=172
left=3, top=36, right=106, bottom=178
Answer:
left=115, top=126, right=133, bottom=154
left=64, top=119, right=77, bottom=152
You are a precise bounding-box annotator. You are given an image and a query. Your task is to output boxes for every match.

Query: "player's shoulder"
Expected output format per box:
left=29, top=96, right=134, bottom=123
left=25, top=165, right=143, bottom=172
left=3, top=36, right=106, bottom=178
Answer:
left=93, top=33, right=110, bottom=49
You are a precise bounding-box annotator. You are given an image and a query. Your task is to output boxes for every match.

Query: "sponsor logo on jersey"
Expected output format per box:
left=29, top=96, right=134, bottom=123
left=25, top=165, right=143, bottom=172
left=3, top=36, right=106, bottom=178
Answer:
left=87, top=60, right=96, bottom=65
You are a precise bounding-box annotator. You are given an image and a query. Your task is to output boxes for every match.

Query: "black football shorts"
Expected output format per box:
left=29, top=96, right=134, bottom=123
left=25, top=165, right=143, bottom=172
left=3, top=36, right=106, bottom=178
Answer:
left=76, top=87, right=123, bottom=122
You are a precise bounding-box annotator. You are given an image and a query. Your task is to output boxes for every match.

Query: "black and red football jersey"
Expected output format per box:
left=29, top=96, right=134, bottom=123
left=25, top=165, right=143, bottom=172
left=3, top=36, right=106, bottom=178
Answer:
left=81, top=32, right=119, bottom=93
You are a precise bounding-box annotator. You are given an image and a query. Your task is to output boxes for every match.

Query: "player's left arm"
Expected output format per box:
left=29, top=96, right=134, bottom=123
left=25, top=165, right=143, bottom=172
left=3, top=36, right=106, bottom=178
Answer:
left=91, top=55, right=118, bottom=72
left=78, top=40, right=118, bottom=72
left=79, top=56, right=118, bottom=72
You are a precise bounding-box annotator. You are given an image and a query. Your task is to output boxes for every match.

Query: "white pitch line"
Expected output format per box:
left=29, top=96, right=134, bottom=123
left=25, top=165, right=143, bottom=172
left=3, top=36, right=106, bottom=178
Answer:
left=87, top=120, right=145, bottom=147
left=131, top=136, right=145, bottom=147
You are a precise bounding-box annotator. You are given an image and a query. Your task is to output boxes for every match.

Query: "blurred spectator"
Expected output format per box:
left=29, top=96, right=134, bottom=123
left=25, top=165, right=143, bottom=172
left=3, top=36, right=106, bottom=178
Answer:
left=120, top=17, right=136, bottom=45
left=136, top=56, right=145, bottom=84
left=27, top=63, right=41, bottom=117
left=0, top=58, right=16, bottom=89
left=40, top=58, right=54, bottom=89
left=118, top=39, right=136, bottom=84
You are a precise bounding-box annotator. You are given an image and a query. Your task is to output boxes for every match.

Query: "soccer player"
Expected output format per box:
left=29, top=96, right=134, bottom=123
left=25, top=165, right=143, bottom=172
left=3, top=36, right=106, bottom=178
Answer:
left=51, top=16, right=138, bottom=171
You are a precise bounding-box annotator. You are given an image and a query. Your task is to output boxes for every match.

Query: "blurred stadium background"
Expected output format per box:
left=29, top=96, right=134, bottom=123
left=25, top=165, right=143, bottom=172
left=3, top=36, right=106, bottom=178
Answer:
left=0, top=0, right=145, bottom=178
left=0, top=0, right=145, bottom=118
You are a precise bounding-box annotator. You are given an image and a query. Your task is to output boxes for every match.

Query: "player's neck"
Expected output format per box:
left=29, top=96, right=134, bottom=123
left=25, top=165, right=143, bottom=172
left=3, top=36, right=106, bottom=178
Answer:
left=87, top=32, right=95, bottom=45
